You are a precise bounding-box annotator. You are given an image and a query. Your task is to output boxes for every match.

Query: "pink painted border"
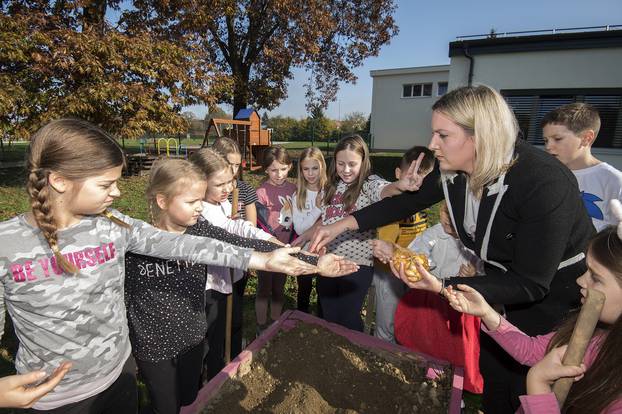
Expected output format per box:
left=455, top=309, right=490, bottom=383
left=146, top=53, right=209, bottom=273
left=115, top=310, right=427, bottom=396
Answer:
left=181, top=310, right=464, bottom=414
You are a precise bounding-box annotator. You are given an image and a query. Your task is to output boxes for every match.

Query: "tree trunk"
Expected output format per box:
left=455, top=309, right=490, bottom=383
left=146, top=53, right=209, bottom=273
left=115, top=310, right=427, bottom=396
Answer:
left=82, top=0, right=107, bottom=35
left=232, top=65, right=251, bottom=117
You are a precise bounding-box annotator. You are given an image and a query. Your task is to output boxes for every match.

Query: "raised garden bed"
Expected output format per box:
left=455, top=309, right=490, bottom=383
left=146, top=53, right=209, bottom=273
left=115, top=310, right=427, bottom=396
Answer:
left=182, top=310, right=463, bottom=413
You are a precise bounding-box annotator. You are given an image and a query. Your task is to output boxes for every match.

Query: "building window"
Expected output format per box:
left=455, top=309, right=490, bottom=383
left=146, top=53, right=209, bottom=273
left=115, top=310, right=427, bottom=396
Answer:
left=402, top=84, right=412, bottom=97
left=437, top=82, right=448, bottom=96
left=402, top=83, right=434, bottom=98
left=503, top=89, right=622, bottom=149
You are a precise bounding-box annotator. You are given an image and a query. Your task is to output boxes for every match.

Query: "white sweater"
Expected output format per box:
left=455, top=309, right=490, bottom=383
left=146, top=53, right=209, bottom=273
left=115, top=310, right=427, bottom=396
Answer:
left=408, top=224, right=484, bottom=279
left=201, top=200, right=272, bottom=293
left=292, top=190, right=322, bottom=235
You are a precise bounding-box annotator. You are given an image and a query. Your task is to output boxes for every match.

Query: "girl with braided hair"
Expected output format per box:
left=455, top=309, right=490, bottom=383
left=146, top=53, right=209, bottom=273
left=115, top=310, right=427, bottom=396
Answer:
left=0, top=118, right=325, bottom=413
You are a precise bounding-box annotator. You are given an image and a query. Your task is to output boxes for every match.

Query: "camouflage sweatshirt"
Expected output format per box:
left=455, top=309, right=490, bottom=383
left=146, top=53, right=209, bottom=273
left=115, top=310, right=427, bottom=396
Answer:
left=0, top=210, right=252, bottom=410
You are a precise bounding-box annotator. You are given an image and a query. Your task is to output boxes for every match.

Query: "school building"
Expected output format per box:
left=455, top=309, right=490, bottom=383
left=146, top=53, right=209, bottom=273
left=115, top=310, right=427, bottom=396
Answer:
left=369, top=26, right=622, bottom=169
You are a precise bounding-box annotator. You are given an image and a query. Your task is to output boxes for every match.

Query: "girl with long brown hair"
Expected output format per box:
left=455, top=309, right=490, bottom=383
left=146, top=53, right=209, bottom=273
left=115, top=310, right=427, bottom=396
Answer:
left=438, top=201, right=622, bottom=413
left=317, top=134, right=421, bottom=331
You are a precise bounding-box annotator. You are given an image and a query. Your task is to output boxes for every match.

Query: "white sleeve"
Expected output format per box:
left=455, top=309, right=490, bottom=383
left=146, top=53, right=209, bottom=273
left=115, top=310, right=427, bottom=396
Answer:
left=292, top=193, right=321, bottom=235
left=407, top=225, right=442, bottom=256
left=202, top=202, right=272, bottom=240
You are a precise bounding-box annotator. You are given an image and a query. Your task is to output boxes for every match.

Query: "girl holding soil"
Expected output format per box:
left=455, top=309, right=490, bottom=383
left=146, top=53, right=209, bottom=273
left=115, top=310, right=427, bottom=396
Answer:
left=254, top=147, right=297, bottom=334
left=426, top=209, right=622, bottom=413
left=0, top=118, right=324, bottom=412
left=125, top=158, right=357, bottom=413
left=317, top=134, right=423, bottom=331
left=291, top=147, right=327, bottom=314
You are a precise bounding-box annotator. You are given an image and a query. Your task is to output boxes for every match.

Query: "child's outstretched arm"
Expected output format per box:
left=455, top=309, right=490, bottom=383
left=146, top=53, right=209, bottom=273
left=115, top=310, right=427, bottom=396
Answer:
left=446, top=283, right=555, bottom=366
left=194, top=220, right=358, bottom=277
left=444, top=284, right=501, bottom=330
left=122, top=212, right=316, bottom=276
left=371, top=239, right=395, bottom=263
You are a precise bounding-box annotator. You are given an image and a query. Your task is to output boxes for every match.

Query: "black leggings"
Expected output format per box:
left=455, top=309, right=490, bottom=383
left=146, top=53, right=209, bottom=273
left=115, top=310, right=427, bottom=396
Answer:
left=29, top=356, right=137, bottom=414
left=296, top=274, right=322, bottom=317
left=136, top=341, right=204, bottom=414
left=317, top=265, right=373, bottom=332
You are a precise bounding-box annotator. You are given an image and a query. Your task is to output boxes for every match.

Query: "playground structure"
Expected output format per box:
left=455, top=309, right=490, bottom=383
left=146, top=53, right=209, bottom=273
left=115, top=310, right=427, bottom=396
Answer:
left=125, top=108, right=271, bottom=175
left=202, top=108, right=272, bottom=170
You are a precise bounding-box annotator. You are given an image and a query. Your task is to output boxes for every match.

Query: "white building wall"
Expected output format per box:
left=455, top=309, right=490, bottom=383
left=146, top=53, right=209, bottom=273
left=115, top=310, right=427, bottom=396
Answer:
left=370, top=66, right=449, bottom=151
left=449, top=47, right=622, bottom=90
left=448, top=47, right=622, bottom=170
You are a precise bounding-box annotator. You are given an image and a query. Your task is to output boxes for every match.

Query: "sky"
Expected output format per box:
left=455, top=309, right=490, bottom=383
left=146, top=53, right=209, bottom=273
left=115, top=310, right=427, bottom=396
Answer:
left=178, top=0, right=622, bottom=120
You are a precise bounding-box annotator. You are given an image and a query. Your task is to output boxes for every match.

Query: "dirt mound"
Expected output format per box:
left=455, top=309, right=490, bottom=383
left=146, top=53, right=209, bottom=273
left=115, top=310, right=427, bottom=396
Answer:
left=204, top=323, right=452, bottom=413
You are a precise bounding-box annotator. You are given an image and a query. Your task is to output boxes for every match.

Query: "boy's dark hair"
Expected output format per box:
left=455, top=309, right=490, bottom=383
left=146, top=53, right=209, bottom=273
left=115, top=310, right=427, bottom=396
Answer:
left=540, top=103, right=601, bottom=136
left=400, top=146, right=435, bottom=173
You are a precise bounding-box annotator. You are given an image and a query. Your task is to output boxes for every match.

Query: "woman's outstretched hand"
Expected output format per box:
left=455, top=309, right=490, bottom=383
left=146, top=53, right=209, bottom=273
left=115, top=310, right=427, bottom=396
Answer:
left=250, top=247, right=318, bottom=275
left=389, top=258, right=442, bottom=293
left=396, top=153, right=426, bottom=192
left=317, top=254, right=359, bottom=277
left=0, top=362, right=72, bottom=408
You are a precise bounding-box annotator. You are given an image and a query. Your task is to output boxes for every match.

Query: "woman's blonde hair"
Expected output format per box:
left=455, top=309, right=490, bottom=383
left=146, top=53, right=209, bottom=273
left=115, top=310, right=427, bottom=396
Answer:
left=295, top=147, right=327, bottom=210
left=432, top=85, right=518, bottom=196
left=323, top=135, right=371, bottom=212
left=146, top=159, right=206, bottom=225
left=26, top=118, right=128, bottom=275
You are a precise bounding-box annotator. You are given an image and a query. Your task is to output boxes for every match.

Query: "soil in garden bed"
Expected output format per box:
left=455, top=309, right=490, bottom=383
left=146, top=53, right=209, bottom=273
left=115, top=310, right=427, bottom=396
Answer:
left=204, top=322, right=452, bottom=413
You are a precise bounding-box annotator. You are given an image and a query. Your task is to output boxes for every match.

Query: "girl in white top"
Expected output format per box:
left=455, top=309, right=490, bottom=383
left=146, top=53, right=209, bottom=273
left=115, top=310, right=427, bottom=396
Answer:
left=291, top=148, right=327, bottom=313
left=189, top=148, right=282, bottom=378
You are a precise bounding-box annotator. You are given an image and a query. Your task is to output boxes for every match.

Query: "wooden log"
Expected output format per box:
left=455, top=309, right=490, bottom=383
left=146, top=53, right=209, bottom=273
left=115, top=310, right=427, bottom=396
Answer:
left=552, top=288, right=605, bottom=407
left=224, top=187, right=240, bottom=364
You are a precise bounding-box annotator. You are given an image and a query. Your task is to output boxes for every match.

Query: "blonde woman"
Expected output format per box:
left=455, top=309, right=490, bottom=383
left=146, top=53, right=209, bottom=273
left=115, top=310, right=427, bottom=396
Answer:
left=310, top=85, right=594, bottom=413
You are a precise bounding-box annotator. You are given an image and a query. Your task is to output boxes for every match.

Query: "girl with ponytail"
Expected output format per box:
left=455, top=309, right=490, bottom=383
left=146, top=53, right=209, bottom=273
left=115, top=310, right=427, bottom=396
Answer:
left=0, top=119, right=327, bottom=413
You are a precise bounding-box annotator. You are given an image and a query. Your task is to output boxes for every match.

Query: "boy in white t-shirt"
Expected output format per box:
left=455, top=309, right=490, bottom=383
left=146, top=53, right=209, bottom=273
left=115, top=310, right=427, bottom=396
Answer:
left=542, top=103, right=622, bottom=231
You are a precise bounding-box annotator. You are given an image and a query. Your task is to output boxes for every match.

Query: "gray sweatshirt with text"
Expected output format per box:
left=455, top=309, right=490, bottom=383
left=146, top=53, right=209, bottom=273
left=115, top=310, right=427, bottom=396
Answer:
left=0, top=210, right=252, bottom=409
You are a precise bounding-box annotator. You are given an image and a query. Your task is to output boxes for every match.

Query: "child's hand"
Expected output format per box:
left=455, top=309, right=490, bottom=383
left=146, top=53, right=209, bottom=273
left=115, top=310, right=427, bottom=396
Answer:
left=0, top=362, right=71, bottom=408
left=250, top=247, right=317, bottom=275
left=390, top=258, right=442, bottom=293
left=371, top=239, right=394, bottom=263
left=444, top=284, right=501, bottom=329
left=395, top=153, right=426, bottom=192
left=317, top=254, right=360, bottom=277
left=526, top=345, right=586, bottom=396
left=291, top=232, right=310, bottom=247
left=459, top=262, right=477, bottom=277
